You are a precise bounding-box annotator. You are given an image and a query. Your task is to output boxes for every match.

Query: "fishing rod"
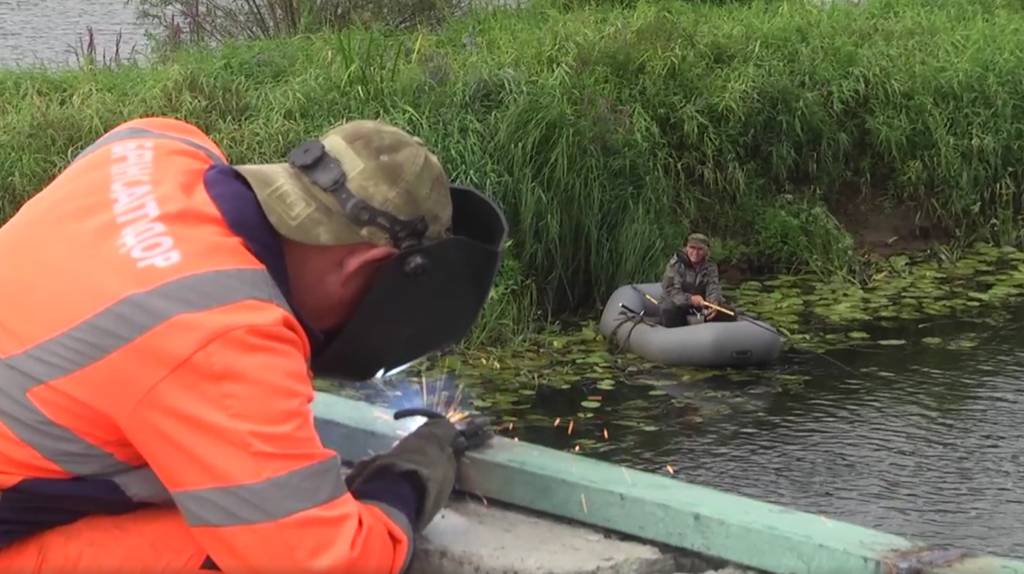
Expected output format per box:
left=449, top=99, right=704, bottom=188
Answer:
left=626, top=285, right=860, bottom=377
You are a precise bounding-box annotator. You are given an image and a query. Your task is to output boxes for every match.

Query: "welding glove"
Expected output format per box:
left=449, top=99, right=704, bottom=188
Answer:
left=452, top=415, right=493, bottom=455
left=345, top=417, right=459, bottom=532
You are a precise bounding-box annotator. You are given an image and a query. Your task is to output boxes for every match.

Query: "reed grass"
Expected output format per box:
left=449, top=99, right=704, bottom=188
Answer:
left=3, top=0, right=1024, bottom=345
left=131, top=0, right=473, bottom=49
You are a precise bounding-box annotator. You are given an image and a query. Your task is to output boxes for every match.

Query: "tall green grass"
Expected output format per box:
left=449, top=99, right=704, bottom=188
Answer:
left=3, top=0, right=1024, bottom=345
left=131, top=0, right=472, bottom=48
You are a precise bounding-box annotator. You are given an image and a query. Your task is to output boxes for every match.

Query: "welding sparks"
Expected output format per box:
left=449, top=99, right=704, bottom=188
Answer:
left=567, top=420, right=575, bottom=436
left=602, top=428, right=609, bottom=440
left=417, top=376, right=472, bottom=423
left=580, top=493, right=588, bottom=514
left=451, top=385, right=464, bottom=413
left=553, top=417, right=561, bottom=427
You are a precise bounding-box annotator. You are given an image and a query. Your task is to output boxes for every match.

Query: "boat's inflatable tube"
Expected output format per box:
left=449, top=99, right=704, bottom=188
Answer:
left=599, top=283, right=784, bottom=367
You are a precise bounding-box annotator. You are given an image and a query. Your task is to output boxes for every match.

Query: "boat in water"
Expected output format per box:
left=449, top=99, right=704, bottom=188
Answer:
left=599, top=283, right=784, bottom=367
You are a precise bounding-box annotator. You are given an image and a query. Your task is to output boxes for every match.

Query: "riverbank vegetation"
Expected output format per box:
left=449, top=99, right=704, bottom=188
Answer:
left=4, top=0, right=1024, bottom=348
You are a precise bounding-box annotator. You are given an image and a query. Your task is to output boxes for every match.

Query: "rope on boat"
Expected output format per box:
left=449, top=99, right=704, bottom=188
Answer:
left=609, top=303, right=658, bottom=354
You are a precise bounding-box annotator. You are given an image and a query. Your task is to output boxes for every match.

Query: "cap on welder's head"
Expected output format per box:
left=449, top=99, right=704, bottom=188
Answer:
left=235, top=119, right=451, bottom=250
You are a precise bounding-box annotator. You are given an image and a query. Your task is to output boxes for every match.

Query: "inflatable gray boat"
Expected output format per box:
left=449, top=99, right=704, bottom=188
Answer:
left=599, top=283, right=784, bottom=367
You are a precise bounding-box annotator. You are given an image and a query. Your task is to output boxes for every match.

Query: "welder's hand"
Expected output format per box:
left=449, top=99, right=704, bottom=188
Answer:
left=345, top=417, right=458, bottom=532
left=392, top=408, right=494, bottom=456
left=452, top=415, right=494, bottom=455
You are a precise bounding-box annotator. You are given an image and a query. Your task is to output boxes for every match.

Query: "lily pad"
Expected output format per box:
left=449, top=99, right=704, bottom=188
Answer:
left=846, top=331, right=871, bottom=340
left=951, top=339, right=979, bottom=349
left=877, top=339, right=907, bottom=346
left=580, top=400, right=602, bottom=409
left=921, top=337, right=943, bottom=345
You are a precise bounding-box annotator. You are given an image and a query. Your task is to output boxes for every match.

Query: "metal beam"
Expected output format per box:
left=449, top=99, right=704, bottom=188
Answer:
left=312, top=392, right=1024, bottom=574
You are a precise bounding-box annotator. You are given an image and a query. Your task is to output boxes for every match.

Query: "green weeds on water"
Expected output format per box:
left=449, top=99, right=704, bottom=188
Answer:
left=4, top=0, right=1024, bottom=346
left=315, top=242, right=1024, bottom=442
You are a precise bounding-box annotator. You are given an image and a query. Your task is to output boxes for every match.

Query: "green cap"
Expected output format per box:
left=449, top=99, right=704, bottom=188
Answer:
left=236, top=120, right=452, bottom=247
left=686, top=233, right=710, bottom=248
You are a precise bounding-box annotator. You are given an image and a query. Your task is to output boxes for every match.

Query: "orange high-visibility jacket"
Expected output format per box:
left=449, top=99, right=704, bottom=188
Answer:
left=0, top=117, right=413, bottom=572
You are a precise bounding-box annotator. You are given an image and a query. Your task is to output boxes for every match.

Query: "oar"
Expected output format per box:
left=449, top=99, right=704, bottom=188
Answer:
left=629, top=285, right=745, bottom=323
left=636, top=288, right=737, bottom=321
left=698, top=300, right=736, bottom=318
left=637, top=291, right=662, bottom=307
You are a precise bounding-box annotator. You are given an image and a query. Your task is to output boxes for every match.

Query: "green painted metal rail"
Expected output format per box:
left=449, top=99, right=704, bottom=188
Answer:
left=312, top=392, right=1024, bottom=574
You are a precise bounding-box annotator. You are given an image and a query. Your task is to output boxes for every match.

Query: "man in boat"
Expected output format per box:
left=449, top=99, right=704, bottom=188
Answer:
left=0, top=117, right=506, bottom=572
left=659, top=232, right=732, bottom=327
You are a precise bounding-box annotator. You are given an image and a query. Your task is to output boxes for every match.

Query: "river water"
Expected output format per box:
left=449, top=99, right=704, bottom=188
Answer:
left=0, top=0, right=149, bottom=68
left=336, top=300, right=1024, bottom=560
left=578, top=319, right=1024, bottom=560
left=0, top=0, right=522, bottom=68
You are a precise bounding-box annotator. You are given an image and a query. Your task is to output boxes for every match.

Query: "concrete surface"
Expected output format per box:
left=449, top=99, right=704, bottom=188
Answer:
left=408, top=497, right=752, bottom=574
left=411, top=498, right=673, bottom=574
left=340, top=465, right=744, bottom=574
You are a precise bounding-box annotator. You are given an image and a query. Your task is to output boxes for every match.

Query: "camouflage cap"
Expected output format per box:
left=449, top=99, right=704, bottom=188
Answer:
left=686, top=232, right=710, bottom=248
left=235, top=120, right=452, bottom=248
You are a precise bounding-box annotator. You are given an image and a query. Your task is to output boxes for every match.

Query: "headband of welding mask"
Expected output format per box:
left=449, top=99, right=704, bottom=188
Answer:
left=287, top=140, right=509, bottom=381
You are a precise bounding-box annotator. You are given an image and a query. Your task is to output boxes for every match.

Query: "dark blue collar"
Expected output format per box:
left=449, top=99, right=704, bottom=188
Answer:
left=203, top=165, right=324, bottom=352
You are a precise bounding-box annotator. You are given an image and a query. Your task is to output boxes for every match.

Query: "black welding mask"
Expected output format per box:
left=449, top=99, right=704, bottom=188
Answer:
left=285, top=137, right=508, bottom=381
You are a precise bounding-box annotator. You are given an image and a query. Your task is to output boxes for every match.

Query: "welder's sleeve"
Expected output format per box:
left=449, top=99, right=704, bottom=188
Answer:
left=121, top=324, right=419, bottom=574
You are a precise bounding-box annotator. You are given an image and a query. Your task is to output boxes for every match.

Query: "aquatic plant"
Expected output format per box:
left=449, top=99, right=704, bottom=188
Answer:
left=68, top=26, right=138, bottom=70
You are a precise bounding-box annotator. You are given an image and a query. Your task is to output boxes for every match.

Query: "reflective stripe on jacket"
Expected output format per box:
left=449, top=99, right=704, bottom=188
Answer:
left=0, top=117, right=413, bottom=573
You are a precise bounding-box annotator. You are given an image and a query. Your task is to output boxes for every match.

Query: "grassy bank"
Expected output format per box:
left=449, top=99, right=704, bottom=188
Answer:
left=3, top=0, right=1024, bottom=347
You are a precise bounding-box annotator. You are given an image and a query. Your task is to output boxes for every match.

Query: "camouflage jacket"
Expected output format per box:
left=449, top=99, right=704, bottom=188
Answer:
left=660, top=252, right=723, bottom=307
